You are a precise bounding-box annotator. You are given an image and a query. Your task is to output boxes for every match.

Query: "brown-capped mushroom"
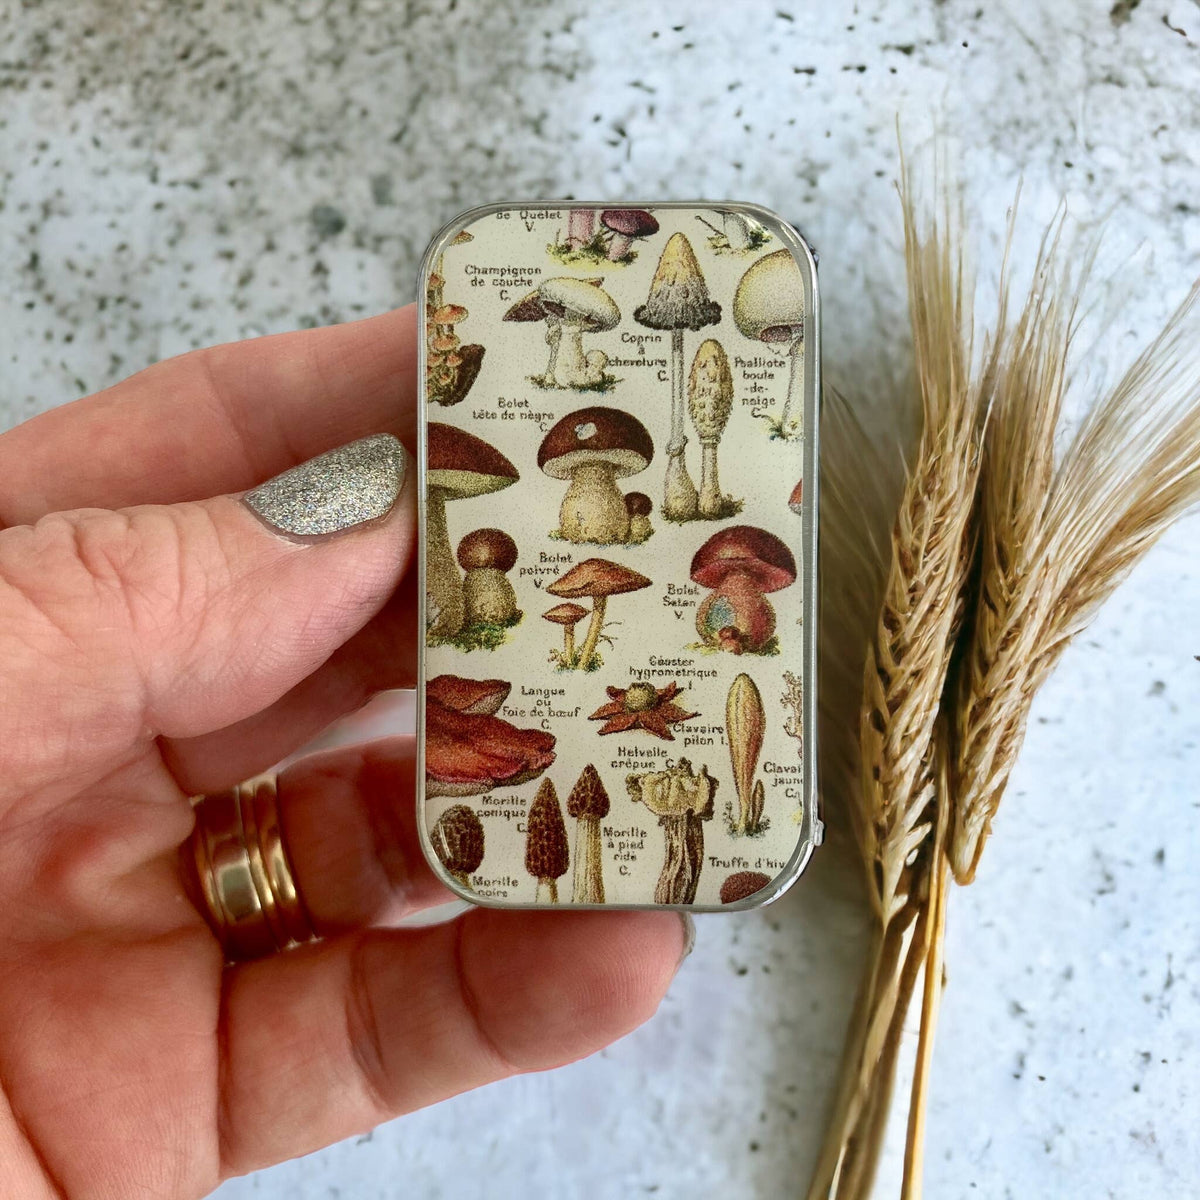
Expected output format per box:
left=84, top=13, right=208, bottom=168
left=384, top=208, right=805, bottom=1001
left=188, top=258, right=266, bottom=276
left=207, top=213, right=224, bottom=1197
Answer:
left=430, top=804, right=485, bottom=889
left=788, top=478, right=803, bottom=515
left=626, top=758, right=717, bottom=905
left=426, top=233, right=484, bottom=407
left=687, top=339, right=735, bottom=518
left=525, top=779, right=570, bottom=903
left=733, top=249, right=806, bottom=436
left=565, top=208, right=596, bottom=250
left=537, top=406, right=654, bottom=544
left=503, top=277, right=620, bottom=389
left=719, top=870, right=772, bottom=904
left=426, top=424, right=519, bottom=636
left=425, top=680, right=556, bottom=797
left=542, top=602, right=588, bottom=663
left=624, top=491, right=653, bottom=543
left=600, top=209, right=659, bottom=261
left=690, top=525, right=797, bottom=653
left=567, top=764, right=610, bottom=904
left=457, top=528, right=519, bottom=625
left=546, top=558, right=652, bottom=670
left=634, top=233, right=721, bottom=520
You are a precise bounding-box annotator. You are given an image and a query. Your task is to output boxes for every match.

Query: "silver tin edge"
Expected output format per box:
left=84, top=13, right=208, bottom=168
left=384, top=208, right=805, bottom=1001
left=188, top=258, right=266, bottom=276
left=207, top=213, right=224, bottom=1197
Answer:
left=415, top=200, right=820, bottom=913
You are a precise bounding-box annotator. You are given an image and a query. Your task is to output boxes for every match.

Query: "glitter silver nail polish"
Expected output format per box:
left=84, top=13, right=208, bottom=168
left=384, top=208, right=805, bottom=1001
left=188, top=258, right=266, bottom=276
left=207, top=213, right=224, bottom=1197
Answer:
left=244, top=434, right=406, bottom=537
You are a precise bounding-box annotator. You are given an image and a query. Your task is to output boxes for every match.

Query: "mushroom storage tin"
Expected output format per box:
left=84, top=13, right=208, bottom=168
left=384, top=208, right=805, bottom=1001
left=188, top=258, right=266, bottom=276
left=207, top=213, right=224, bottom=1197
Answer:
left=416, top=202, right=819, bottom=912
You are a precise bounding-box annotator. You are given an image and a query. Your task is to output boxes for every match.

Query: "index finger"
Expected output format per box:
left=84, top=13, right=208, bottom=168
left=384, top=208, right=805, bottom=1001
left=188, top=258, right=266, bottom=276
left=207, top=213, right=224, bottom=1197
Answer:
left=0, top=306, right=418, bottom=525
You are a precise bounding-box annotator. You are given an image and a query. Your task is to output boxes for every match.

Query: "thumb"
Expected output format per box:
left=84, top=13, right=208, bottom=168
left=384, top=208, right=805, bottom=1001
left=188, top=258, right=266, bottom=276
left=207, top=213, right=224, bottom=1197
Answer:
left=0, top=434, right=413, bottom=796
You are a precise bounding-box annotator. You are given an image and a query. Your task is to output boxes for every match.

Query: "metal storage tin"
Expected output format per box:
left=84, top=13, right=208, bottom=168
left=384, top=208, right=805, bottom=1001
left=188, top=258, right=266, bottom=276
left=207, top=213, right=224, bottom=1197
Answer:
left=416, top=202, right=819, bottom=911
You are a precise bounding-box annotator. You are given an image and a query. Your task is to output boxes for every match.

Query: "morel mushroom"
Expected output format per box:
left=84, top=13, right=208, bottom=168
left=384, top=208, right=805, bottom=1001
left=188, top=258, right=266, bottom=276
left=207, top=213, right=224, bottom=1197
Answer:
left=567, top=764, right=610, bottom=904
left=542, top=602, right=588, bottom=663
left=430, top=804, right=485, bottom=890
left=457, top=528, right=519, bottom=625
left=687, top=339, right=735, bottom=518
left=538, top=406, right=654, bottom=544
left=733, top=249, right=806, bottom=437
left=525, top=779, right=570, bottom=903
left=634, top=233, right=721, bottom=520
left=425, top=676, right=555, bottom=797
left=546, top=558, right=651, bottom=670
left=599, top=208, right=659, bottom=261
left=504, top=277, right=620, bottom=389
left=627, top=758, right=717, bottom=905
left=426, top=424, right=519, bottom=637
left=624, top=491, right=653, bottom=543
left=719, top=870, right=772, bottom=904
left=726, top=672, right=766, bottom=834
left=691, top=525, right=797, bottom=653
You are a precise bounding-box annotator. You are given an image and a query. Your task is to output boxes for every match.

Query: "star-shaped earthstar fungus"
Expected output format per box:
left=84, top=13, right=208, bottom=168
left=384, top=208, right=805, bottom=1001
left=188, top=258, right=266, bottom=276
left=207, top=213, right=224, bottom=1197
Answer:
left=589, top=680, right=698, bottom=741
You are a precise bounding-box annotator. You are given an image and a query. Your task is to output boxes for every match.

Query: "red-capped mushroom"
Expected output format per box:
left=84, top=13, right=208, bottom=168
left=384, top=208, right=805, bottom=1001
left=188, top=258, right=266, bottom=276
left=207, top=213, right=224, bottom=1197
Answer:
left=542, top=602, right=588, bottom=663
left=538, top=406, right=654, bottom=544
left=624, top=491, right=653, bottom=543
left=690, top=525, right=797, bottom=653
left=789, top=478, right=803, bottom=515
left=457, top=528, right=519, bottom=625
left=600, top=209, right=659, bottom=261
left=546, top=558, right=652, bottom=670
left=426, top=424, right=519, bottom=636
left=426, top=673, right=510, bottom=715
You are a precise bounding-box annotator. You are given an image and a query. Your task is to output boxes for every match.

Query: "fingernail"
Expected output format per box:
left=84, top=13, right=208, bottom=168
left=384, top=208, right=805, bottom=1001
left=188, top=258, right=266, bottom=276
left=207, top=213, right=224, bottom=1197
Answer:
left=676, top=912, right=696, bottom=971
left=244, top=434, right=406, bottom=538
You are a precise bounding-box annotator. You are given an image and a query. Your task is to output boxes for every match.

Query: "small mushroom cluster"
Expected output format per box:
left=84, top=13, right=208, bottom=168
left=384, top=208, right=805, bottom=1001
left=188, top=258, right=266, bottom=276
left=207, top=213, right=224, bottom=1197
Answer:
left=504, top=277, right=620, bottom=390
left=558, top=207, right=660, bottom=263
left=426, top=229, right=485, bottom=407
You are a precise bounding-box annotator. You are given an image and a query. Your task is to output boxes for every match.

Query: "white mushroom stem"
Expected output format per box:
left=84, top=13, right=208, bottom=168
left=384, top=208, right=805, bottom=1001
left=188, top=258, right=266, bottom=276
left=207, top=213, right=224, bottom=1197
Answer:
left=425, top=487, right=465, bottom=635
left=463, top=568, right=517, bottom=624
left=698, top=437, right=723, bottom=518
left=780, top=335, right=804, bottom=435
left=571, top=817, right=605, bottom=903
left=561, top=624, right=578, bottom=661
left=664, top=329, right=699, bottom=519
left=576, top=595, right=608, bottom=670
left=559, top=462, right=631, bottom=544
left=545, top=317, right=590, bottom=388
left=544, top=319, right=562, bottom=385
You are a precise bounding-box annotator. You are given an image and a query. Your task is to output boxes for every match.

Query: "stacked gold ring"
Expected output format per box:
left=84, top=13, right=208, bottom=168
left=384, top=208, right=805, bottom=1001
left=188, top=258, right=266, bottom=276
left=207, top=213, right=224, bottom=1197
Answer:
left=188, top=778, right=317, bottom=961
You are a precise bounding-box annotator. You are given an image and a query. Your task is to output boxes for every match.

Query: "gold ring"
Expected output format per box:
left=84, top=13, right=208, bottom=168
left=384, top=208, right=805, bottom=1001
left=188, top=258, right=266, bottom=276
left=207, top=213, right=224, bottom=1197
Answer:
left=186, top=778, right=317, bottom=961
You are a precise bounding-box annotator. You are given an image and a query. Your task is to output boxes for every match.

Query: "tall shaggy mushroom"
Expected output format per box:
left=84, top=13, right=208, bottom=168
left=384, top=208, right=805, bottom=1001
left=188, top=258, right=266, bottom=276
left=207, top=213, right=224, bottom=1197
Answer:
left=691, top=525, right=797, bottom=653
left=426, top=424, right=518, bottom=636
left=626, top=758, right=717, bottom=905
left=546, top=558, right=651, bottom=670
left=600, top=209, right=659, bottom=261
left=733, top=249, right=806, bottom=436
left=687, top=339, right=735, bottom=518
left=634, top=232, right=721, bottom=520
left=538, top=406, right=654, bottom=544
left=726, top=672, right=767, bottom=834
left=430, top=805, right=485, bottom=890
left=457, top=528, right=519, bottom=625
left=543, top=602, right=588, bottom=663
left=567, top=764, right=610, bottom=904
left=625, top=491, right=653, bottom=543
left=504, top=277, right=620, bottom=390
left=525, top=779, right=570, bottom=903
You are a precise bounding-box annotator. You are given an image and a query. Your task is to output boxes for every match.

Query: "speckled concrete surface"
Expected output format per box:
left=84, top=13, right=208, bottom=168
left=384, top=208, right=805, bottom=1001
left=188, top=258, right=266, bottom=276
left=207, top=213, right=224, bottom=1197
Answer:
left=2, top=2, right=1198, bottom=1197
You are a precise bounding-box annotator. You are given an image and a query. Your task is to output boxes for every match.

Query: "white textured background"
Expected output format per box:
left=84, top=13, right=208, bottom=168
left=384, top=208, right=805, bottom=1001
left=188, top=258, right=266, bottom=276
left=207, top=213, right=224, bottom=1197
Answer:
left=2, top=1, right=1197, bottom=1197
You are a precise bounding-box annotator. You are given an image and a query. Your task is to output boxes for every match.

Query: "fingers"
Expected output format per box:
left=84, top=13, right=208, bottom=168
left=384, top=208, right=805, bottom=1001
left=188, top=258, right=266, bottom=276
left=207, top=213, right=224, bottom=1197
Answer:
left=0, top=437, right=413, bottom=799
left=217, top=909, right=689, bottom=1176
left=0, top=307, right=417, bottom=526
left=271, top=738, right=447, bottom=935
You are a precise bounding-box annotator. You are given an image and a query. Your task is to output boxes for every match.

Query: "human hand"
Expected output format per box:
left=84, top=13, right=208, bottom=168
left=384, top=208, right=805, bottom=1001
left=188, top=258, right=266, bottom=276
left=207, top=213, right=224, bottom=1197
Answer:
left=0, top=307, right=690, bottom=1199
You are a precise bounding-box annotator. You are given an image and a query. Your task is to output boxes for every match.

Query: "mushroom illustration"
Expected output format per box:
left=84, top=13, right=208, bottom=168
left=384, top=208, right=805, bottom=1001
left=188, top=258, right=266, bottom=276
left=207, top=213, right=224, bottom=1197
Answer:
left=546, top=558, right=651, bottom=670
left=634, top=233, right=721, bottom=519
left=567, top=764, right=610, bottom=904
left=625, top=491, right=653, bottom=543
left=430, top=804, right=485, bottom=890
left=687, top=339, right=736, bottom=518
left=504, top=277, right=620, bottom=390
left=426, top=231, right=484, bottom=407
left=537, top=406, right=654, bottom=544
left=733, top=249, right=806, bottom=437
left=626, top=758, right=717, bottom=905
left=788, top=478, right=803, bottom=515
left=542, top=602, right=588, bottom=664
left=565, top=208, right=596, bottom=250
left=425, top=679, right=555, bottom=797
left=691, top=525, right=797, bottom=654
left=600, top=209, right=659, bottom=261
left=457, top=528, right=519, bottom=626
left=726, top=672, right=767, bottom=834
left=719, top=871, right=772, bottom=904
left=525, top=779, right=570, bottom=903
left=426, top=424, right=519, bottom=637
